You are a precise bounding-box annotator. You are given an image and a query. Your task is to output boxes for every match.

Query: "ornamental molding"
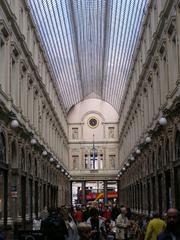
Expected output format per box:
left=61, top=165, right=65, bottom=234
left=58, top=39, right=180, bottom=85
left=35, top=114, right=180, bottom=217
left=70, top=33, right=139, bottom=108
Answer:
left=0, top=19, right=11, bottom=39
left=81, top=110, right=105, bottom=122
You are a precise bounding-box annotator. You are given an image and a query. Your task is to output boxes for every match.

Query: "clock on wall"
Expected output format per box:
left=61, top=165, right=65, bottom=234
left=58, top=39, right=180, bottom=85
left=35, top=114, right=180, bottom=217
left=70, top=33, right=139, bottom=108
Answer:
left=88, top=117, right=99, bottom=128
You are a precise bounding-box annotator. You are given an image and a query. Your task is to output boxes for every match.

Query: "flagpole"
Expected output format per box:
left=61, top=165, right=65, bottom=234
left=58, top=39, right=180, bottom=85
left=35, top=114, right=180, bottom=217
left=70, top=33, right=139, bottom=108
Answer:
left=93, top=134, right=95, bottom=169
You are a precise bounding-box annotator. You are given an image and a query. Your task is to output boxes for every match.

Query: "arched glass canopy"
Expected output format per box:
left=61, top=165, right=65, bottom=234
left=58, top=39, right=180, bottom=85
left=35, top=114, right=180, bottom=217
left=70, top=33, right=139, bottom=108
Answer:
left=28, top=0, right=149, bottom=113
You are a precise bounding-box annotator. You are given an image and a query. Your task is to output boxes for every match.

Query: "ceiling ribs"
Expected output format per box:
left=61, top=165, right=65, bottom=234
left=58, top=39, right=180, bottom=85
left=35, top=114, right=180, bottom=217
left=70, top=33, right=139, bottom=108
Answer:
left=28, top=0, right=149, bottom=113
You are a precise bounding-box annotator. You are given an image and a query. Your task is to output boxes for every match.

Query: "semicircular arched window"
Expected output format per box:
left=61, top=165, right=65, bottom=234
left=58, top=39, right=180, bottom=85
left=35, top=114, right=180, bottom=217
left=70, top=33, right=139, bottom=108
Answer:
left=175, top=130, right=180, bottom=161
left=0, top=133, right=6, bottom=163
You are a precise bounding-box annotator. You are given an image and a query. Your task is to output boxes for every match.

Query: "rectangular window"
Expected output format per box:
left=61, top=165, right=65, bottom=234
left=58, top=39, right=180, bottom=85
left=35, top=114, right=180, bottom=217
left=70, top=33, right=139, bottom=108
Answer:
left=27, top=25, right=30, bottom=47
left=0, top=38, right=5, bottom=90
left=90, top=153, right=98, bottom=170
left=11, top=57, right=17, bottom=104
left=19, top=7, right=24, bottom=32
left=10, top=46, right=19, bottom=106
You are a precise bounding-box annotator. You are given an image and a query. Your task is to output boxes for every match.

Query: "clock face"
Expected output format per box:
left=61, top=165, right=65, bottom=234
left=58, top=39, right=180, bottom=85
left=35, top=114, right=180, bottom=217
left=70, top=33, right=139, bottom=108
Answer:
left=88, top=117, right=99, bottom=128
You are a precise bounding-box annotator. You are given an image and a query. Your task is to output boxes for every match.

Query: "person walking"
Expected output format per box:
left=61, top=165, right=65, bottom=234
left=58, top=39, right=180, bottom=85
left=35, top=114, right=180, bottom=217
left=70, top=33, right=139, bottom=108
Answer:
left=0, top=227, right=4, bottom=240
left=116, top=207, right=130, bottom=240
left=77, top=222, right=92, bottom=240
left=61, top=206, right=79, bottom=240
left=158, top=208, right=180, bottom=240
left=74, top=206, right=83, bottom=224
left=144, top=212, right=166, bottom=240
left=41, top=208, right=68, bottom=240
left=86, top=207, right=104, bottom=240
left=40, top=206, right=49, bottom=220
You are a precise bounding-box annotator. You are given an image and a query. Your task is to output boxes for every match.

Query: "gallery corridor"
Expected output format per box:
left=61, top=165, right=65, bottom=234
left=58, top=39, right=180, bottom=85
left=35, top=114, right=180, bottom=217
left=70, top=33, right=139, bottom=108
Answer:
left=0, top=0, right=180, bottom=239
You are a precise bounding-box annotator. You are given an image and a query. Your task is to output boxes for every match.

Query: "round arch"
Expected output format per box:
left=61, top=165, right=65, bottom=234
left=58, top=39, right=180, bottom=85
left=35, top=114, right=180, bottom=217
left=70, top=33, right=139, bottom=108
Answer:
left=81, top=110, right=105, bottom=122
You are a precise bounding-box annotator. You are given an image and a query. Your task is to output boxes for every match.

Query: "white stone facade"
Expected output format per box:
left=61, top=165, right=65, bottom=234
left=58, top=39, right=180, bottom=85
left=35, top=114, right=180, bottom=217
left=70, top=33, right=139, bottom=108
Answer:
left=118, top=0, right=180, bottom=214
left=68, top=98, right=119, bottom=181
left=119, top=0, right=180, bottom=167
left=0, top=0, right=70, bottom=228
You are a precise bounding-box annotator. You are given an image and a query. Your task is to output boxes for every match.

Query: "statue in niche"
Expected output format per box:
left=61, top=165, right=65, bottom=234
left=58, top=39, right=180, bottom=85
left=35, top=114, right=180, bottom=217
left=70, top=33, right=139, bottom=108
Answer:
left=72, top=128, right=78, bottom=139
left=109, top=155, right=115, bottom=169
left=108, top=127, right=115, bottom=138
left=72, top=155, right=78, bottom=169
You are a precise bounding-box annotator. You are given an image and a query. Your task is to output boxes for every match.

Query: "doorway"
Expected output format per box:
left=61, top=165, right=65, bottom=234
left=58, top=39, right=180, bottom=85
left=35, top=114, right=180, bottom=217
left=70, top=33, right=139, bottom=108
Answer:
left=21, top=176, right=26, bottom=225
left=165, top=171, right=172, bottom=210
left=0, top=170, right=7, bottom=227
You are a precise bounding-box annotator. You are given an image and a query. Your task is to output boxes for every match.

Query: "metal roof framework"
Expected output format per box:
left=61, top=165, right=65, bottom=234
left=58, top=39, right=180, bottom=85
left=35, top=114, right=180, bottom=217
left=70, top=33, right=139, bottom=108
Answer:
left=28, top=0, right=148, bottom=113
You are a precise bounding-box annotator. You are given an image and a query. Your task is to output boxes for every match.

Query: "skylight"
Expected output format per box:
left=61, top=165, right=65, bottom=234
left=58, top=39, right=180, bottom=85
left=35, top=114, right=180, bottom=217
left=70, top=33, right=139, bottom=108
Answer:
left=28, top=0, right=148, bottom=113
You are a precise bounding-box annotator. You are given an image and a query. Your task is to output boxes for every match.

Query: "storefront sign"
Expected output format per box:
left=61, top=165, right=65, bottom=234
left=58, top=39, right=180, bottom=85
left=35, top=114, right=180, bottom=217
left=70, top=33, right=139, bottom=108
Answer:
left=10, top=186, right=17, bottom=198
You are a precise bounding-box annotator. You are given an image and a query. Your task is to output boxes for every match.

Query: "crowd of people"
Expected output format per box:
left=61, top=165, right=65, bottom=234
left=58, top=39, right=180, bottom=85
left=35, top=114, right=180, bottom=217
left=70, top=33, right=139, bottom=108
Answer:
left=30, top=203, right=180, bottom=240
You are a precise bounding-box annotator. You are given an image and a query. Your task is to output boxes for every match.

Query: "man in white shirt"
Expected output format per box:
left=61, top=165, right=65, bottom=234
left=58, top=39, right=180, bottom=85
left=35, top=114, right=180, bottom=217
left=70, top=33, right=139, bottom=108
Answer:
left=116, top=207, right=130, bottom=240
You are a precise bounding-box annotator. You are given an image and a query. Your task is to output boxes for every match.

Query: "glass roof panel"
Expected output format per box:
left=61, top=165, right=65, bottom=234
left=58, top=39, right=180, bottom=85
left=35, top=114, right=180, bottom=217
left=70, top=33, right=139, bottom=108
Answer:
left=28, top=0, right=148, bottom=113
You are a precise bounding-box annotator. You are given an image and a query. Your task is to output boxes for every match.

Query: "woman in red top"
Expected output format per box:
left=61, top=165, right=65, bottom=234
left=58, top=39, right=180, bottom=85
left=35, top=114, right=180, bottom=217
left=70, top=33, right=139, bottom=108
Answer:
left=74, top=207, right=83, bottom=223
left=102, top=206, right=112, bottom=220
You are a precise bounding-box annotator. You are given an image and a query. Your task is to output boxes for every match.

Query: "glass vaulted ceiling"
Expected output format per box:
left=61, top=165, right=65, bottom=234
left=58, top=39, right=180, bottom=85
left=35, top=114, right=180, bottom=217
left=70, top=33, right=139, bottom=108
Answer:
left=28, top=0, right=148, bottom=113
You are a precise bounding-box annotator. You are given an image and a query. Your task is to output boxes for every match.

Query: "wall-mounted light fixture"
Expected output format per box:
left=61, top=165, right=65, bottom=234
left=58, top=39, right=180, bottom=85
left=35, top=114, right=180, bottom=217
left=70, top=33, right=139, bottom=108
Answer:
left=130, top=156, right=135, bottom=161
left=42, top=150, right=47, bottom=156
left=122, top=167, right=126, bottom=171
left=126, top=162, right=130, bottom=167
left=11, top=119, right=19, bottom=129
left=61, top=168, right=65, bottom=173
left=136, top=148, right=141, bottom=155
left=50, top=157, right=54, bottom=162
left=56, top=164, right=60, bottom=169
left=145, top=136, right=151, bottom=143
left=31, top=138, right=37, bottom=145
left=159, top=117, right=167, bottom=126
